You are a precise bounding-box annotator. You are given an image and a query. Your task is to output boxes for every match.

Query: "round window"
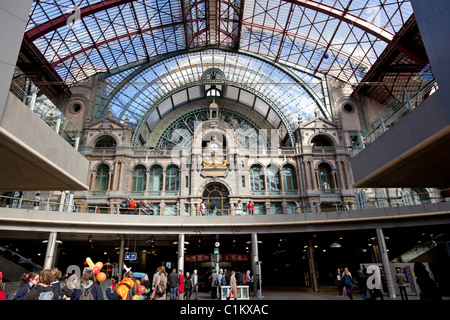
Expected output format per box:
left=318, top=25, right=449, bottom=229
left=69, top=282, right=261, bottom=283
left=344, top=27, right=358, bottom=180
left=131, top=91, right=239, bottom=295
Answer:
left=69, top=103, right=83, bottom=114
left=342, top=103, right=354, bottom=113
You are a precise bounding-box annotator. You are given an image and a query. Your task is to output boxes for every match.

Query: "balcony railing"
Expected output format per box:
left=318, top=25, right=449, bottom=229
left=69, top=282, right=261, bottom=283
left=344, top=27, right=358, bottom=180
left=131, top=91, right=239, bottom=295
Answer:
left=1, top=188, right=449, bottom=216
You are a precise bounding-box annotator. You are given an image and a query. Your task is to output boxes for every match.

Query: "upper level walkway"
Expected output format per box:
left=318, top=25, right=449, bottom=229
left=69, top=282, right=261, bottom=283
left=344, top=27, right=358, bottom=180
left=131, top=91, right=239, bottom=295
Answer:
left=1, top=199, right=449, bottom=237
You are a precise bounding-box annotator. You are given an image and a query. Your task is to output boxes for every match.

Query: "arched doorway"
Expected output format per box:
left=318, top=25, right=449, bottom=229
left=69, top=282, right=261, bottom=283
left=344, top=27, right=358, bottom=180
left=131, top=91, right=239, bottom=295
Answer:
left=202, top=183, right=230, bottom=215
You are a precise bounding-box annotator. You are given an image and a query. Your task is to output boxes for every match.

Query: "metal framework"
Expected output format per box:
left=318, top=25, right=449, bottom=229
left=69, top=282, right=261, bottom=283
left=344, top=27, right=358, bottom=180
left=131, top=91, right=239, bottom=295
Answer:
left=23, top=0, right=415, bottom=134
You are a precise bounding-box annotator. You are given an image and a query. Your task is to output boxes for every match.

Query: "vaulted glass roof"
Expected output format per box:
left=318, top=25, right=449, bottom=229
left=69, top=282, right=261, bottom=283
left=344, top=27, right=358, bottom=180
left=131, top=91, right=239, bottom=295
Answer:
left=26, top=0, right=413, bottom=84
left=24, top=0, right=414, bottom=140
left=101, top=49, right=328, bottom=131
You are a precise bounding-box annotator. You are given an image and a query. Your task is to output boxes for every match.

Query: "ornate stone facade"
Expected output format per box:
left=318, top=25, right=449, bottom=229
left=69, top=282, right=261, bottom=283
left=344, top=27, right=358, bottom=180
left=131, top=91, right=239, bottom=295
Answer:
left=74, top=100, right=363, bottom=216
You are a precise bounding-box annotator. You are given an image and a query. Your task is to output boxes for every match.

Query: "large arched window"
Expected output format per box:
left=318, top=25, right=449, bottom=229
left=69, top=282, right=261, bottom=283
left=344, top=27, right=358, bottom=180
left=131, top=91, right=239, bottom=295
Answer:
left=250, top=165, right=265, bottom=192
left=132, top=165, right=146, bottom=192
left=95, top=136, right=116, bottom=148
left=311, top=135, right=333, bottom=146
left=149, top=165, right=163, bottom=192
left=266, top=164, right=281, bottom=191
left=282, top=164, right=297, bottom=192
left=95, top=164, right=109, bottom=191
left=165, top=165, right=179, bottom=192
left=318, top=163, right=334, bottom=192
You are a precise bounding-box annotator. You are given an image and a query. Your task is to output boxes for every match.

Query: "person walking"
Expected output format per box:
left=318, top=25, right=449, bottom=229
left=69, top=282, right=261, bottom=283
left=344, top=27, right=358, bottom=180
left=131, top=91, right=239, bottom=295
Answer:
left=178, top=269, right=184, bottom=300
left=336, top=268, right=344, bottom=295
left=26, top=269, right=59, bottom=300
left=209, top=269, right=219, bottom=299
left=168, top=268, right=178, bottom=300
left=414, top=262, right=441, bottom=300
left=246, top=200, right=255, bottom=215
left=34, top=193, right=42, bottom=210
left=12, top=272, right=39, bottom=300
left=246, top=270, right=254, bottom=294
left=191, top=269, right=199, bottom=300
left=150, top=266, right=168, bottom=300
left=227, top=271, right=237, bottom=300
left=184, top=271, right=193, bottom=300
left=395, top=269, right=408, bottom=300
left=342, top=267, right=353, bottom=300
left=71, top=269, right=103, bottom=300
left=61, top=273, right=77, bottom=300
left=356, top=270, right=368, bottom=300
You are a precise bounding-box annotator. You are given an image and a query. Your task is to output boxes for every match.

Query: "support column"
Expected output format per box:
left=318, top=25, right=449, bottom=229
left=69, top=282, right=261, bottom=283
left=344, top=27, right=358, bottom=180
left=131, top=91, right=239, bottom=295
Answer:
left=178, top=234, right=185, bottom=274
left=308, top=239, right=319, bottom=292
left=342, top=160, right=351, bottom=190
left=43, top=232, right=58, bottom=270
left=376, top=228, right=396, bottom=298
left=118, top=235, right=125, bottom=281
left=251, top=233, right=261, bottom=298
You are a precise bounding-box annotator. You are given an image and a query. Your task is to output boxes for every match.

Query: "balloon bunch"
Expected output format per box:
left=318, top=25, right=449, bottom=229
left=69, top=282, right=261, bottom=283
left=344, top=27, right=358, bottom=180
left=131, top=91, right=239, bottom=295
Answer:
left=86, top=257, right=106, bottom=282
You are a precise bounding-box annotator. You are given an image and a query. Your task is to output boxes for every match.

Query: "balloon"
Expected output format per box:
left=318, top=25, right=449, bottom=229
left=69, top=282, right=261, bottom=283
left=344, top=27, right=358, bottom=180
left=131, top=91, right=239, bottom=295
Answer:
left=137, top=285, right=146, bottom=295
left=132, top=295, right=140, bottom=300
left=136, top=280, right=141, bottom=286
left=86, top=257, right=95, bottom=268
left=132, top=272, right=146, bottom=278
left=95, top=262, right=103, bottom=270
left=96, top=272, right=106, bottom=282
left=93, top=266, right=100, bottom=275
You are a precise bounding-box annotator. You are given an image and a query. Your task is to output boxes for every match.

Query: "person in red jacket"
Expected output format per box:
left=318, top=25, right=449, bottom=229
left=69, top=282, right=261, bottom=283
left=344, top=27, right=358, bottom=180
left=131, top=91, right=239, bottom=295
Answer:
left=246, top=200, right=255, bottom=215
left=129, top=199, right=136, bottom=215
left=178, top=270, right=184, bottom=300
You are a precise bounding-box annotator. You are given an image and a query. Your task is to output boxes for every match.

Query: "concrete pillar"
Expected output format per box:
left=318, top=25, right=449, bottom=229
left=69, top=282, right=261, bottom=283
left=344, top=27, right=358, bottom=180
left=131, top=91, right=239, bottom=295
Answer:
left=376, top=228, right=396, bottom=298
left=307, top=239, right=319, bottom=292
left=43, top=232, right=58, bottom=270
left=178, top=234, right=185, bottom=274
left=251, top=233, right=261, bottom=297
left=118, top=235, right=125, bottom=281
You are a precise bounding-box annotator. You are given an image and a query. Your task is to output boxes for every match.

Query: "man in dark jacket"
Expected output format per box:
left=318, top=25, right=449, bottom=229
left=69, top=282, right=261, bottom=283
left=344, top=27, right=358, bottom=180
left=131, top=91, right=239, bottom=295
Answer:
left=168, top=269, right=178, bottom=300
left=209, top=269, right=219, bottom=299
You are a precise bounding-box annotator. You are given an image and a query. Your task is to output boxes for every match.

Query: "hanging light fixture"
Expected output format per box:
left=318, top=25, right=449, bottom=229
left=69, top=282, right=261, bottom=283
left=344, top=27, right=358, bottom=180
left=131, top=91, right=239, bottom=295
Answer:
left=330, top=242, right=342, bottom=248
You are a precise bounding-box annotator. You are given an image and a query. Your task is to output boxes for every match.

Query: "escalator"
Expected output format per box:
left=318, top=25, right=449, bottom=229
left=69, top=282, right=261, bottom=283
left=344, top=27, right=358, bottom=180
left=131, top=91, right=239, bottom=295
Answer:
left=391, top=233, right=444, bottom=263
left=0, top=245, right=43, bottom=282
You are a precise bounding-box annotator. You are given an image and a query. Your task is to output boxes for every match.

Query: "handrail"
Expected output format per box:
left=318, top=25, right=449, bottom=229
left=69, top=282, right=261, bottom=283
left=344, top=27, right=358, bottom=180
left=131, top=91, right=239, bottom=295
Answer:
left=1, top=188, right=449, bottom=216
left=0, top=245, right=43, bottom=271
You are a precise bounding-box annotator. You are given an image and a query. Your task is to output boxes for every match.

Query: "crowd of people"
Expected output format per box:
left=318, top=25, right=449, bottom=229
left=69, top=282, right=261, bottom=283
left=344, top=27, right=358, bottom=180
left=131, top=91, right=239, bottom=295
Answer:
left=335, top=262, right=442, bottom=301
left=0, top=266, right=253, bottom=301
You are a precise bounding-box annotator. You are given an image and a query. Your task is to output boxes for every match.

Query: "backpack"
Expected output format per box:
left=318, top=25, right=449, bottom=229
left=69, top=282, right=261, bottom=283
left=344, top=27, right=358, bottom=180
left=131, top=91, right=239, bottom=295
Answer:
left=79, top=285, right=94, bottom=300
left=35, top=286, right=55, bottom=300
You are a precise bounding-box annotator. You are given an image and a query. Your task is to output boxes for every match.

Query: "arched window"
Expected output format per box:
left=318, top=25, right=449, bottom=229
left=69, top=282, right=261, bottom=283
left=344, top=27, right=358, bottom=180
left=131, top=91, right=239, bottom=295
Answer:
left=282, top=165, right=297, bottom=191
left=165, top=165, right=179, bottom=191
left=95, top=164, right=109, bottom=191
left=149, top=165, right=163, bottom=191
left=132, top=165, right=146, bottom=192
left=266, top=164, right=281, bottom=191
left=95, top=136, right=116, bottom=148
left=311, top=135, right=333, bottom=146
left=318, top=163, right=334, bottom=192
left=250, top=165, right=265, bottom=191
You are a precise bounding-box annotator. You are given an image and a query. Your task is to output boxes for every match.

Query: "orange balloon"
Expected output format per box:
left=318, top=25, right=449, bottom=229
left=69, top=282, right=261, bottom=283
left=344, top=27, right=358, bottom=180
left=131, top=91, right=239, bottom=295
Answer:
left=136, top=280, right=141, bottom=286
left=95, top=262, right=103, bottom=270
left=96, top=272, right=106, bottom=282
